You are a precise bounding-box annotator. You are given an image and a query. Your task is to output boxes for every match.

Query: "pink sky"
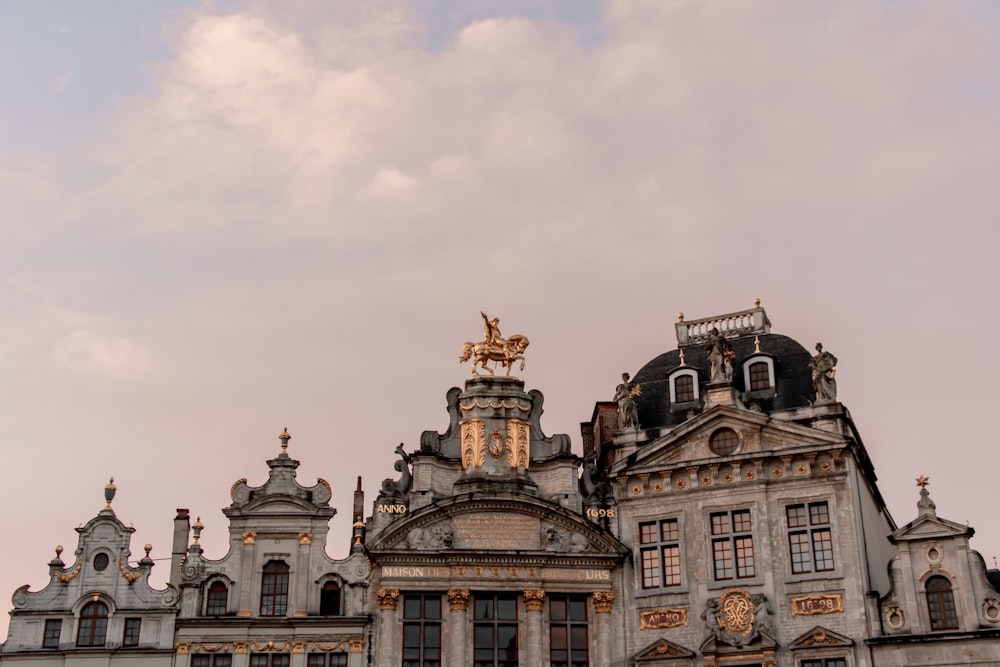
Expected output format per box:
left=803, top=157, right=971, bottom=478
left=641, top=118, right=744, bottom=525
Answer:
left=2, top=0, right=999, bottom=639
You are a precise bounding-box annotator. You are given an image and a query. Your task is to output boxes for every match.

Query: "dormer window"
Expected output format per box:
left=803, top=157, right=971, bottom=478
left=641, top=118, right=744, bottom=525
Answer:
left=320, top=581, right=342, bottom=616
left=668, top=368, right=700, bottom=410
left=926, top=575, right=958, bottom=630
left=741, top=355, right=775, bottom=398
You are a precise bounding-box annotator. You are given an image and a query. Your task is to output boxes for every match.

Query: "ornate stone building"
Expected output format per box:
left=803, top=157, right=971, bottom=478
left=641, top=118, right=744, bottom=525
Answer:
left=3, top=304, right=999, bottom=666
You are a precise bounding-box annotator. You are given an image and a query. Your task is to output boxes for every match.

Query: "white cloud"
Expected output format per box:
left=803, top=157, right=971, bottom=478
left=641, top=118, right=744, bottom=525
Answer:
left=52, top=329, right=152, bottom=376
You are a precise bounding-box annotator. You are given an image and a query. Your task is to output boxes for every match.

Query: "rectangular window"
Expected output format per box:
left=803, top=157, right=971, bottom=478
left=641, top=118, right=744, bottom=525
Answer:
left=42, top=619, right=61, bottom=648
left=402, top=594, right=442, bottom=667
left=192, top=656, right=233, bottom=667
left=638, top=518, right=681, bottom=589
left=122, top=618, right=141, bottom=647
left=801, top=659, right=846, bottom=667
left=308, top=655, right=348, bottom=667
left=787, top=502, right=835, bottom=574
left=260, top=561, right=290, bottom=617
left=711, top=509, right=755, bottom=580
left=473, top=593, right=518, bottom=667
left=549, top=595, right=588, bottom=667
left=249, top=656, right=289, bottom=667
left=674, top=375, right=694, bottom=403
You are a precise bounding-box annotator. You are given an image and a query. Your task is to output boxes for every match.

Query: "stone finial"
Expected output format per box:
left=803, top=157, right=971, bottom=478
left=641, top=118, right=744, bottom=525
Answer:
left=677, top=312, right=685, bottom=322
left=754, top=336, right=761, bottom=353
left=754, top=297, right=761, bottom=308
left=916, top=477, right=937, bottom=519
left=678, top=349, right=686, bottom=366
left=279, top=428, right=291, bottom=455
left=50, top=545, right=65, bottom=566
left=103, top=477, right=117, bottom=510
left=141, top=544, right=154, bottom=565
left=191, top=517, right=204, bottom=545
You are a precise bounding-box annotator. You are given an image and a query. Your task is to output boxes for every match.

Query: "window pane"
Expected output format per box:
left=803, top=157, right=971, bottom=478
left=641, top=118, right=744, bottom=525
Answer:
left=661, top=519, right=679, bottom=542
left=123, top=618, right=141, bottom=646
left=662, top=545, right=681, bottom=586
left=271, top=656, right=289, bottom=667
left=732, top=510, right=752, bottom=533
left=43, top=619, right=61, bottom=648
left=675, top=375, right=694, bottom=403
left=639, top=522, right=657, bottom=544
left=214, top=656, right=233, bottom=667
left=810, top=502, right=830, bottom=525
left=713, top=539, right=733, bottom=579
left=786, top=504, right=807, bottom=528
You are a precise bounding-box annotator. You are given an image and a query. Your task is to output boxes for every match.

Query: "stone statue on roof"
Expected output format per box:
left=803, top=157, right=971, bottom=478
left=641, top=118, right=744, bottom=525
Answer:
left=810, top=342, right=838, bottom=403
left=614, top=372, right=641, bottom=430
left=706, top=328, right=735, bottom=383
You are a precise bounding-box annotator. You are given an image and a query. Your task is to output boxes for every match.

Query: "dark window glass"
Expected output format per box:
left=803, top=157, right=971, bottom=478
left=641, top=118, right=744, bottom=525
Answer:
left=638, top=518, right=682, bottom=589
left=206, top=581, right=228, bottom=616
left=474, top=593, right=518, bottom=667
left=749, top=361, right=770, bottom=391
left=193, top=657, right=233, bottom=667
left=402, top=594, right=442, bottom=667
left=802, top=660, right=846, bottom=667
left=710, top=510, right=755, bottom=580
left=320, top=581, right=342, bottom=615
left=76, top=601, right=109, bottom=647
left=786, top=502, right=835, bottom=574
left=927, top=575, right=959, bottom=630
left=250, top=656, right=288, bottom=667
left=308, top=656, right=347, bottom=667
left=709, top=428, right=740, bottom=456
left=122, top=618, right=141, bottom=647
left=549, top=594, right=588, bottom=667
left=93, top=552, right=110, bottom=571
left=42, top=619, right=61, bottom=648
left=674, top=375, right=694, bottom=403
left=260, top=561, right=289, bottom=617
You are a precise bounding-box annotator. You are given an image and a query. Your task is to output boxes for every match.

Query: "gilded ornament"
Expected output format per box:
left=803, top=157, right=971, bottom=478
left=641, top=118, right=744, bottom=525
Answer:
left=377, top=588, right=400, bottom=610
left=524, top=590, right=545, bottom=611
left=790, top=594, right=843, bottom=615
left=459, top=312, right=530, bottom=377
left=447, top=588, right=470, bottom=610
left=311, top=641, right=346, bottom=652
left=639, top=608, right=687, bottom=630
left=299, top=532, right=312, bottom=545
left=593, top=591, right=616, bottom=613
left=349, top=639, right=364, bottom=653
left=118, top=555, right=144, bottom=582
left=292, top=642, right=307, bottom=654
left=460, top=419, right=486, bottom=469
left=460, top=399, right=531, bottom=412
left=242, top=531, right=256, bottom=545
left=53, top=559, right=83, bottom=583
left=506, top=419, right=530, bottom=469
left=175, top=642, right=191, bottom=655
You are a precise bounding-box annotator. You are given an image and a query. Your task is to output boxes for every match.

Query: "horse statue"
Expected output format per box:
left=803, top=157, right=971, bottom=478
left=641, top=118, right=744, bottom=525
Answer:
left=459, top=334, right=530, bottom=377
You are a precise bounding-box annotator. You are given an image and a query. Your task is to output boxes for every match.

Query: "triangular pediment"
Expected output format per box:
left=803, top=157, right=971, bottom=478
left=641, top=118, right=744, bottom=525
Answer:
left=634, top=638, right=694, bottom=662
left=613, top=405, right=847, bottom=476
left=790, top=626, right=854, bottom=650
left=367, top=495, right=626, bottom=558
left=891, top=513, right=972, bottom=542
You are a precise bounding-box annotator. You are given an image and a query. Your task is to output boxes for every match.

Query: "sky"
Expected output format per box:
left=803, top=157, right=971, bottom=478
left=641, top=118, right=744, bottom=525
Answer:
left=2, top=0, right=999, bottom=640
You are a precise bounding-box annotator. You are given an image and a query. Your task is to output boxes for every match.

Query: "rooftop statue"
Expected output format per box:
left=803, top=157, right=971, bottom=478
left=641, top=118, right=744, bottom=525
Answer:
left=459, top=311, right=530, bottom=377
left=810, top=342, right=838, bottom=403
left=706, top=327, right=735, bottom=383
left=614, top=372, right=641, bottom=430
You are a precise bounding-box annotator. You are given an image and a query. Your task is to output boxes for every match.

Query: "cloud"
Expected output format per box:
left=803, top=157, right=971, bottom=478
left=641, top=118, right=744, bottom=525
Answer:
left=52, top=329, right=152, bottom=375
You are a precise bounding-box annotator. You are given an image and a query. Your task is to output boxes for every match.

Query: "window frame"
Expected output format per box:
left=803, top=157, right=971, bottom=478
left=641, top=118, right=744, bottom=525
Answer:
left=250, top=655, right=290, bottom=667
left=668, top=368, right=700, bottom=410
left=320, top=579, right=342, bottom=616
left=206, top=579, right=229, bottom=616
left=122, top=617, right=141, bottom=647
left=402, top=593, right=443, bottom=667
left=42, top=619, right=61, bottom=648
left=307, top=654, right=348, bottom=667
left=76, top=600, right=110, bottom=647
left=741, top=354, right=776, bottom=398
left=800, top=659, right=847, bottom=667
left=473, top=593, right=519, bottom=667
left=708, top=509, right=757, bottom=587
left=260, top=561, right=290, bottom=617
left=636, top=517, right=685, bottom=594
left=926, top=575, right=959, bottom=631
left=548, top=594, right=589, bottom=667
left=786, top=501, right=836, bottom=575
left=192, top=656, right=234, bottom=667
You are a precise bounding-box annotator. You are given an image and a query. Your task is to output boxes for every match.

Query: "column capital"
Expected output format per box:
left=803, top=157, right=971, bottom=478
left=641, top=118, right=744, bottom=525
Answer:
left=593, top=591, right=616, bottom=613
left=377, top=587, right=400, bottom=610
left=524, top=589, right=545, bottom=612
left=448, top=588, right=471, bottom=611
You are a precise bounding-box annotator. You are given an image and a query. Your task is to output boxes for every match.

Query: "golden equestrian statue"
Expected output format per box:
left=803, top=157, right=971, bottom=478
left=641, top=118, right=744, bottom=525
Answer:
left=459, top=312, right=530, bottom=377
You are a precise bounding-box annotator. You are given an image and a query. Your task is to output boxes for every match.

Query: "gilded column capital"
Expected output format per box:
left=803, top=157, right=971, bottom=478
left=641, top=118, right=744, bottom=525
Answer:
left=349, top=639, right=364, bottom=653
left=593, top=591, right=616, bottom=613
left=175, top=642, right=191, bottom=655
left=448, top=588, right=470, bottom=611
left=377, top=588, right=401, bottom=610
left=524, top=589, right=545, bottom=612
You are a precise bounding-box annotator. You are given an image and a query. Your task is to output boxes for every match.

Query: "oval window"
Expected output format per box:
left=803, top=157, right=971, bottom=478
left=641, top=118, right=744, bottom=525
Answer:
left=709, top=428, right=740, bottom=456
left=93, top=553, right=110, bottom=571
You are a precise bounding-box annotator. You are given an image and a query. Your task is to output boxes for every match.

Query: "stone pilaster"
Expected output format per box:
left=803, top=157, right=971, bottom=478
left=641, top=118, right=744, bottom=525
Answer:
left=593, top=591, right=615, bottom=666
left=524, top=590, right=545, bottom=667
left=447, top=589, right=470, bottom=667
left=376, top=589, right=400, bottom=667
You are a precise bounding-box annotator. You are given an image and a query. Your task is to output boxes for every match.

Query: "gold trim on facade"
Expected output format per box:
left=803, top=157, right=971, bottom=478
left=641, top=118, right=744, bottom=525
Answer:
left=790, top=593, right=844, bottom=616
left=53, top=559, right=82, bottom=583
left=593, top=591, right=615, bottom=613
left=118, top=555, right=144, bottom=582
left=299, top=532, right=312, bottom=545
left=175, top=642, right=191, bottom=654
left=524, top=589, right=545, bottom=612
left=377, top=587, right=400, bottom=610
left=460, top=419, right=486, bottom=469
left=242, top=531, right=256, bottom=545
left=459, top=399, right=531, bottom=413
left=506, top=419, right=530, bottom=469
left=639, top=608, right=688, bottom=629
left=447, top=588, right=470, bottom=610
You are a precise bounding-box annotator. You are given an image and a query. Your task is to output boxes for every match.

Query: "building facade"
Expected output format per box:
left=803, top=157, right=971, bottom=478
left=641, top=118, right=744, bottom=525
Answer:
left=3, top=304, right=999, bottom=666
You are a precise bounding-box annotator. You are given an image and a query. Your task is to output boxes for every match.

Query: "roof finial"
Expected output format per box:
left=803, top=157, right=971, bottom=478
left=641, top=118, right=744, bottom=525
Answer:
left=677, top=312, right=685, bottom=322
left=191, top=517, right=204, bottom=545
left=753, top=297, right=761, bottom=308
left=916, top=475, right=929, bottom=488
left=916, top=475, right=936, bottom=518
left=279, top=427, right=291, bottom=454
left=754, top=336, right=761, bottom=353
left=678, top=349, right=686, bottom=366
left=104, top=477, right=117, bottom=510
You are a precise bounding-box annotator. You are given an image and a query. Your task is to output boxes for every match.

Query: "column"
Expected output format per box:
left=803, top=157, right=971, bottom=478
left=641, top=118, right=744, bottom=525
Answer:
left=174, top=643, right=191, bottom=667
left=376, top=588, right=400, bottom=667
left=237, top=532, right=257, bottom=616
left=592, top=591, right=615, bottom=667
left=523, top=590, right=545, bottom=666
left=447, top=589, right=470, bottom=667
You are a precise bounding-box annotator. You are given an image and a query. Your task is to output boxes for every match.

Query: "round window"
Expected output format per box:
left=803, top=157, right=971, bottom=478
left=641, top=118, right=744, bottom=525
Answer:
left=709, top=428, right=740, bottom=456
left=93, top=553, right=110, bottom=571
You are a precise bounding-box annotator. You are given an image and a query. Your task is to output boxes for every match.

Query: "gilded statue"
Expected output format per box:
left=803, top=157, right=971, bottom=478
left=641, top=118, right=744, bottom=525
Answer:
left=459, top=312, right=530, bottom=377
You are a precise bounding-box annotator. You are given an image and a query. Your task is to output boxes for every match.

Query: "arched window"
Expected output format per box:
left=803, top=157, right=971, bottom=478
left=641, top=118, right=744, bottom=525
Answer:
left=260, top=561, right=289, bottom=617
left=748, top=361, right=770, bottom=391
left=926, top=575, right=958, bottom=630
left=206, top=581, right=229, bottom=616
left=76, top=601, right=109, bottom=647
left=320, top=581, right=342, bottom=616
